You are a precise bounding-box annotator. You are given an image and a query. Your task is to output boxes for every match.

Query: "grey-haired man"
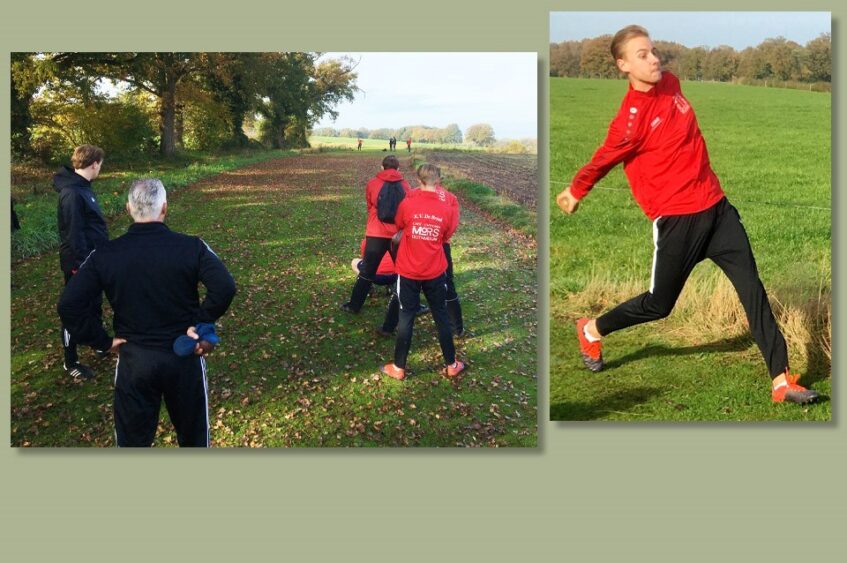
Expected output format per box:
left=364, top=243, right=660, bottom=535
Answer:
left=58, top=179, right=236, bottom=447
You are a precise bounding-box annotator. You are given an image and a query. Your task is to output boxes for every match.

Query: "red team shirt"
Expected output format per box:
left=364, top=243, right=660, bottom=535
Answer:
left=365, top=169, right=412, bottom=238
left=435, top=185, right=460, bottom=244
left=394, top=190, right=458, bottom=280
left=569, top=72, right=725, bottom=220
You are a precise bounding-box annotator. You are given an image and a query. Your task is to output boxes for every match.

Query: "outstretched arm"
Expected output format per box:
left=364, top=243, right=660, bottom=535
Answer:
left=560, top=114, right=641, bottom=213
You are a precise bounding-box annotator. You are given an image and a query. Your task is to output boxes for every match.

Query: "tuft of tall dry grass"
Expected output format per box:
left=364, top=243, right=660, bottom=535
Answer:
left=566, top=268, right=831, bottom=376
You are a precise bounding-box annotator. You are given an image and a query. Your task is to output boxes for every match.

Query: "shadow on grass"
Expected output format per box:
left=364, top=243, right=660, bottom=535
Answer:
left=801, top=303, right=831, bottom=386
left=550, top=386, right=663, bottom=421
left=603, top=334, right=755, bottom=370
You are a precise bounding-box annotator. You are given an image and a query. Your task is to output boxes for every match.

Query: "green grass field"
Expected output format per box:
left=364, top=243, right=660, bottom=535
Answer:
left=550, top=77, right=831, bottom=421
left=308, top=135, right=483, bottom=152
left=11, top=151, right=537, bottom=447
left=11, top=150, right=293, bottom=260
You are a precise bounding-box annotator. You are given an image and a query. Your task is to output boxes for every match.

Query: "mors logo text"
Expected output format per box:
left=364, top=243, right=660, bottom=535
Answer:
left=411, top=225, right=441, bottom=240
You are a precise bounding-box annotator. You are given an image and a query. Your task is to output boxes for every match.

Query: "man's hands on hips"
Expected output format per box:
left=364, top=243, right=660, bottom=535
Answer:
left=187, top=326, right=215, bottom=356
left=556, top=187, right=580, bottom=214
left=109, top=338, right=127, bottom=353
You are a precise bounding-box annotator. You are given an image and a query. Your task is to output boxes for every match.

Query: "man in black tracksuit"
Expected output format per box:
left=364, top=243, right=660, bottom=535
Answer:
left=58, top=178, right=236, bottom=447
left=54, top=145, right=109, bottom=380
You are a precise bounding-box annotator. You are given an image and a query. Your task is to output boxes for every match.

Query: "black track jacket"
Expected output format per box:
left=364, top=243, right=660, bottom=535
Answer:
left=53, top=166, right=109, bottom=274
left=58, top=222, right=236, bottom=351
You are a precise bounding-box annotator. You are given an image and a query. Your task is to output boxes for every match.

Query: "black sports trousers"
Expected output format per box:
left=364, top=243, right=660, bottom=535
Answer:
left=443, top=243, right=464, bottom=334
left=347, top=236, right=392, bottom=311
left=381, top=243, right=463, bottom=334
left=61, top=270, right=102, bottom=366
left=594, top=197, right=789, bottom=378
left=393, top=274, right=456, bottom=370
left=114, top=343, right=209, bottom=447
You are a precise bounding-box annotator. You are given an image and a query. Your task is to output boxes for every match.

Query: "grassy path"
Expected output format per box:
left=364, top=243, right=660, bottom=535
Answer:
left=11, top=152, right=537, bottom=447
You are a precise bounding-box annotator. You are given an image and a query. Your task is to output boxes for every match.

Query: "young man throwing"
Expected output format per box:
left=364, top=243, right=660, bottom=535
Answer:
left=556, top=25, right=818, bottom=405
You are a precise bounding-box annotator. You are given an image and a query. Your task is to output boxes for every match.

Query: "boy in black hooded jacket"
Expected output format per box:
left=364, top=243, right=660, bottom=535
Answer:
left=54, top=144, right=109, bottom=380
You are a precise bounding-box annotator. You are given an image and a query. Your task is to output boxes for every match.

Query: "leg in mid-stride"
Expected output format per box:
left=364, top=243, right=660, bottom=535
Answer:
left=573, top=200, right=818, bottom=405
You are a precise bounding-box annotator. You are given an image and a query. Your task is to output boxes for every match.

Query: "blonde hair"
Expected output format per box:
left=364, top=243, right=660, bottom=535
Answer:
left=416, top=163, right=441, bottom=185
left=610, top=25, right=650, bottom=60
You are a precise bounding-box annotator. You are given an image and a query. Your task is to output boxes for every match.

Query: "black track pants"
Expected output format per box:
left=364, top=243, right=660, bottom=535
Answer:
left=595, top=197, right=789, bottom=378
left=114, top=343, right=209, bottom=447
left=347, top=236, right=392, bottom=311
left=61, top=269, right=103, bottom=366
left=443, top=243, right=464, bottom=334
left=393, top=274, right=456, bottom=369
left=380, top=243, right=463, bottom=334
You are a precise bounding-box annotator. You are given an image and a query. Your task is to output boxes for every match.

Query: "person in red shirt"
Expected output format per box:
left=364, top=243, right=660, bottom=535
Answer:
left=555, top=25, right=818, bottom=404
left=357, top=138, right=363, bottom=151
left=406, top=138, right=412, bottom=152
left=380, top=164, right=464, bottom=380
left=341, top=155, right=411, bottom=313
left=377, top=174, right=461, bottom=337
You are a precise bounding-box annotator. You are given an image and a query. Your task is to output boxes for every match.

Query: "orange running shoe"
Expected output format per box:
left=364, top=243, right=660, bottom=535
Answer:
left=380, top=363, right=406, bottom=380
left=772, top=371, right=820, bottom=404
left=576, top=318, right=603, bottom=372
left=445, top=360, right=466, bottom=378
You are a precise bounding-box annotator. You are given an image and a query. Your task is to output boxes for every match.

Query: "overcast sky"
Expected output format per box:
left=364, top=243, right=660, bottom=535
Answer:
left=313, top=52, right=537, bottom=140
left=550, top=12, right=831, bottom=50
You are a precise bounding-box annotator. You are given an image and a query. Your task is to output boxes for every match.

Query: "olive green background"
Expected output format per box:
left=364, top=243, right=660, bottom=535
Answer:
left=2, top=1, right=843, bottom=560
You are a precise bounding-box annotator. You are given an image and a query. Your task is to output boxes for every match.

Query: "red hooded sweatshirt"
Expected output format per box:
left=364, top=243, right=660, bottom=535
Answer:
left=435, top=185, right=460, bottom=244
left=365, top=169, right=412, bottom=238
left=394, top=189, right=457, bottom=280
left=569, top=72, right=724, bottom=220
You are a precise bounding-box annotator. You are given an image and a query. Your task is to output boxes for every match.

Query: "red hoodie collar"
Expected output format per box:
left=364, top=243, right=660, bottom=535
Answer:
left=376, top=169, right=404, bottom=182
left=627, top=71, right=672, bottom=98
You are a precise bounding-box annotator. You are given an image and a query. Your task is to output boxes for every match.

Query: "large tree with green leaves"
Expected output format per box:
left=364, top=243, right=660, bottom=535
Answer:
left=50, top=52, right=204, bottom=157
left=256, top=53, right=357, bottom=149
left=198, top=53, right=265, bottom=148
left=10, top=53, right=39, bottom=158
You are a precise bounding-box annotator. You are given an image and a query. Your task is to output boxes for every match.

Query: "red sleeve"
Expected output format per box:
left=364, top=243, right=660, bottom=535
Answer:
left=365, top=180, right=375, bottom=209
left=448, top=196, right=459, bottom=237
left=443, top=204, right=458, bottom=242
left=395, top=199, right=408, bottom=230
left=569, top=110, right=641, bottom=200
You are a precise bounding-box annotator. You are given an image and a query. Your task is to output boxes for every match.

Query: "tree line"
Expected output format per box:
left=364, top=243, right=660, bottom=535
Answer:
left=312, top=122, right=499, bottom=147
left=11, top=53, right=358, bottom=163
left=550, top=33, right=831, bottom=89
